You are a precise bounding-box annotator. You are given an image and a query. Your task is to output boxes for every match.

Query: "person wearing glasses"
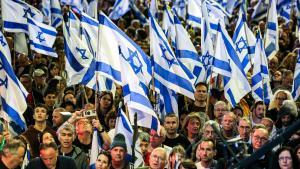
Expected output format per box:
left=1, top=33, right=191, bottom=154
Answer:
left=273, top=146, right=296, bottom=169
left=149, top=147, right=167, bottom=169
left=246, top=126, right=274, bottom=169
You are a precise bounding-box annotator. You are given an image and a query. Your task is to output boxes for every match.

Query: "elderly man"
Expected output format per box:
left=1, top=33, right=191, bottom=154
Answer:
left=0, top=139, right=26, bottom=169
left=149, top=147, right=167, bottom=169
left=110, top=133, right=129, bottom=169
left=213, top=101, right=229, bottom=124
left=26, top=142, right=77, bottom=169
left=221, top=112, right=237, bottom=140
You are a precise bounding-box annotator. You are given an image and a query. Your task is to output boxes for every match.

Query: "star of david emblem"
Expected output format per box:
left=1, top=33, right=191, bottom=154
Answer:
left=286, top=4, right=291, bottom=10
left=119, top=46, right=143, bottom=74
left=0, top=36, right=6, bottom=47
left=159, top=44, right=177, bottom=68
left=76, top=47, right=88, bottom=59
left=200, top=52, right=213, bottom=70
left=116, top=6, right=124, bottom=16
left=36, top=32, right=45, bottom=43
left=0, top=76, right=8, bottom=88
left=23, top=8, right=35, bottom=18
left=236, top=37, right=248, bottom=53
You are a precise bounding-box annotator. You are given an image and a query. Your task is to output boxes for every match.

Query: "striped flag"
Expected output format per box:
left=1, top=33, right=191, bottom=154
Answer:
left=109, top=0, right=130, bottom=20
left=89, top=129, right=102, bottom=169
left=0, top=31, right=11, bottom=64
left=292, top=50, right=300, bottom=101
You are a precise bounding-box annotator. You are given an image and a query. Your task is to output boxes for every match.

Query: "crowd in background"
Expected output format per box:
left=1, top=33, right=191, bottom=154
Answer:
left=0, top=0, right=300, bottom=169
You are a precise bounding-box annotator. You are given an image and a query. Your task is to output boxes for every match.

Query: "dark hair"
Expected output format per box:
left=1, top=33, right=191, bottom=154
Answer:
left=251, top=101, right=264, bottom=111
left=97, top=91, right=114, bottom=111
left=39, top=142, right=58, bottom=151
left=178, top=159, right=197, bottom=169
left=97, top=150, right=112, bottom=165
left=274, top=146, right=297, bottom=169
left=195, top=82, right=207, bottom=89
left=34, top=103, right=48, bottom=112
left=43, top=88, right=57, bottom=98
left=2, top=139, right=26, bottom=156
left=38, top=131, right=54, bottom=144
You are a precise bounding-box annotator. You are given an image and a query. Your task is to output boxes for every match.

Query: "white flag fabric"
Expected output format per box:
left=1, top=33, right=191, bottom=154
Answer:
left=109, top=0, right=131, bottom=20
left=150, top=12, right=195, bottom=100
left=14, top=33, right=28, bottom=56
left=213, top=22, right=251, bottom=107
left=0, top=45, right=28, bottom=130
left=89, top=129, right=102, bottom=169
left=28, top=17, right=57, bottom=57
left=0, top=31, right=11, bottom=64
left=187, top=0, right=202, bottom=28
left=1, top=0, right=43, bottom=33
left=264, top=0, right=279, bottom=59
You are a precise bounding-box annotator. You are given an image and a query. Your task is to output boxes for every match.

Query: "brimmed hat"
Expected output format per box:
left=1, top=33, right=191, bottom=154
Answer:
left=33, top=69, right=45, bottom=77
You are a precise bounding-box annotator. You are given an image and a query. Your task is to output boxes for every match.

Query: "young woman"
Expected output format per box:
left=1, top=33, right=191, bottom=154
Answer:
left=96, top=151, right=111, bottom=169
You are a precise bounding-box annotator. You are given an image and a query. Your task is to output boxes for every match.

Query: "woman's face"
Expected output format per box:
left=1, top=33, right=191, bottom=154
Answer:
left=278, top=150, right=293, bottom=169
left=99, top=94, right=112, bottom=110
left=276, top=92, right=287, bottom=108
left=296, top=148, right=300, bottom=161
left=96, top=154, right=110, bottom=169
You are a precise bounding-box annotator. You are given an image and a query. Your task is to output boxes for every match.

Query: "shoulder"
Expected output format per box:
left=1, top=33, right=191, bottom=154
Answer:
left=27, top=157, right=44, bottom=168
left=57, top=155, right=77, bottom=165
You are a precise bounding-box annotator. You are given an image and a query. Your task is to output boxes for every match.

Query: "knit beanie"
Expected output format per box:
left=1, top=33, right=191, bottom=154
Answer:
left=110, top=133, right=127, bottom=151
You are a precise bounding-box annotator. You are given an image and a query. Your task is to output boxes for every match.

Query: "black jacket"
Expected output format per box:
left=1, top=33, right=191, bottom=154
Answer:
left=26, top=155, right=78, bottom=169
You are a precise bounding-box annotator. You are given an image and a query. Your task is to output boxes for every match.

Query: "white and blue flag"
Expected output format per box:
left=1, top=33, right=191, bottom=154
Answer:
left=264, top=0, right=279, bottom=59
left=172, top=0, right=187, bottom=19
left=251, top=30, right=273, bottom=104
left=150, top=12, right=195, bottom=100
left=1, top=0, right=43, bottom=33
left=292, top=50, right=300, bottom=101
left=21, top=145, right=30, bottom=169
left=109, top=0, right=131, bottom=20
left=251, top=0, right=268, bottom=21
left=213, top=22, right=251, bottom=107
left=89, top=129, right=102, bottom=169
left=86, top=0, right=98, bottom=19
left=41, top=0, right=51, bottom=23
left=187, top=0, right=202, bottom=28
left=0, top=32, right=11, bottom=64
left=115, top=108, right=144, bottom=168
left=28, top=17, right=57, bottom=57
left=0, top=45, right=28, bottom=131
left=61, top=0, right=88, bottom=10
left=232, top=8, right=256, bottom=74
left=51, top=0, right=63, bottom=28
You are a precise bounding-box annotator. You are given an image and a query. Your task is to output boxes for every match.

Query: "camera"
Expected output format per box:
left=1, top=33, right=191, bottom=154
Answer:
left=81, top=110, right=97, bottom=118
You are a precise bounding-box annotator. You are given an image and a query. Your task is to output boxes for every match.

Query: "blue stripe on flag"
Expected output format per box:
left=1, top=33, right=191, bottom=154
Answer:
left=3, top=21, right=28, bottom=31
left=252, top=73, right=262, bottom=86
left=64, top=37, right=85, bottom=72
left=29, top=41, right=56, bottom=53
left=213, top=58, right=231, bottom=72
left=267, top=22, right=277, bottom=31
left=187, top=14, right=201, bottom=24
left=96, top=61, right=122, bottom=82
left=154, top=63, right=194, bottom=93
left=122, top=85, right=153, bottom=110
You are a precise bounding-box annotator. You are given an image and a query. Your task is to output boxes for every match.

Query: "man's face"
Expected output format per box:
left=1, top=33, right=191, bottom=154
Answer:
left=44, top=94, right=57, bottom=107
left=186, top=118, right=200, bottom=135
left=203, top=125, right=216, bottom=140
left=59, top=129, right=74, bottom=149
left=149, top=149, right=166, bottom=169
left=251, top=129, right=269, bottom=151
left=40, top=148, right=58, bottom=169
left=150, top=130, right=164, bottom=148
left=33, top=107, right=48, bottom=122
left=214, top=104, right=227, bottom=122
left=221, top=114, right=235, bottom=131
left=164, top=117, right=178, bottom=135
left=7, top=147, right=25, bottom=168
left=238, top=120, right=251, bottom=140
left=52, top=111, right=63, bottom=127
left=194, top=85, right=207, bottom=103
left=254, top=104, right=265, bottom=120
left=64, top=93, right=76, bottom=105
left=197, top=141, right=215, bottom=162
left=76, top=118, right=92, bottom=134
left=140, top=141, right=149, bottom=156
left=281, top=115, right=291, bottom=127
left=261, top=119, right=273, bottom=133
left=111, top=147, right=126, bottom=163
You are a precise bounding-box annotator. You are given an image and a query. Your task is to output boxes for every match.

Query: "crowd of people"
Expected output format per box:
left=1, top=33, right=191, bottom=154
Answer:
left=0, top=0, right=300, bottom=169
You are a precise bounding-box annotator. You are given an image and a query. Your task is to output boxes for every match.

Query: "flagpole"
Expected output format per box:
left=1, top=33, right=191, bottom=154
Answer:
left=131, top=112, right=138, bottom=169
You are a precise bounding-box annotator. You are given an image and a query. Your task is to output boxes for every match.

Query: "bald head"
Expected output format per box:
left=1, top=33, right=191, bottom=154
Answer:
left=149, top=147, right=167, bottom=169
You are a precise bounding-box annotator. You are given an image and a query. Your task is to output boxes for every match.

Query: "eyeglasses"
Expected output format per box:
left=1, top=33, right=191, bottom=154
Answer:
left=279, top=156, right=292, bottom=161
left=253, top=135, right=268, bottom=142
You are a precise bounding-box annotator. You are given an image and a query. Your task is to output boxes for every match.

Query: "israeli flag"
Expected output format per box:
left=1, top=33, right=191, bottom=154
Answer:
left=109, top=0, right=131, bottom=20
left=21, top=145, right=30, bottom=169
left=50, top=0, right=63, bottom=28
left=41, top=0, right=51, bottom=23
left=232, top=8, right=256, bottom=74
left=213, top=22, right=251, bottom=107
left=154, top=80, right=178, bottom=117
left=89, top=129, right=102, bottom=169
left=205, top=0, right=232, bottom=19
left=0, top=45, right=28, bottom=130
left=1, top=0, right=43, bottom=33
left=61, top=0, right=88, bottom=10
left=173, top=14, right=206, bottom=84
left=187, top=0, right=202, bottom=28
left=251, top=30, right=273, bottom=104
left=226, top=0, right=242, bottom=15
left=264, top=0, right=279, bottom=59
left=251, top=0, right=268, bottom=21
left=150, top=0, right=158, bottom=19
left=131, top=2, right=148, bottom=25
left=28, top=17, right=57, bottom=57
left=172, top=0, right=187, bottom=19
left=150, top=12, right=195, bottom=100
left=200, top=2, right=216, bottom=83
left=115, top=108, right=144, bottom=168
left=98, top=12, right=152, bottom=88
left=0, top=31, right=11, bottom=64
left=278, top=0, right=293, bottom=25
left=292, top=50, right=300, bottom=101
left=86, top=0, right=98, bottom=19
